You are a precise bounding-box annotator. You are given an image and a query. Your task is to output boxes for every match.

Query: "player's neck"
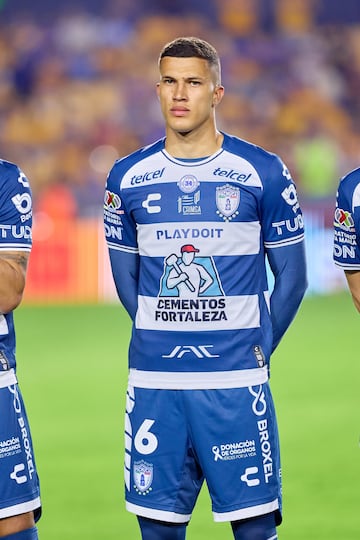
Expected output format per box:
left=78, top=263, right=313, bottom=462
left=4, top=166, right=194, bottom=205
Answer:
left=165, top=126, right=223, bottom=159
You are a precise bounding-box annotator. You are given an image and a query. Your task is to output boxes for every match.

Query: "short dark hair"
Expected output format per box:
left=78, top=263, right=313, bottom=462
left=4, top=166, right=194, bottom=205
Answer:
left=159, top=37, right=221, bottom=83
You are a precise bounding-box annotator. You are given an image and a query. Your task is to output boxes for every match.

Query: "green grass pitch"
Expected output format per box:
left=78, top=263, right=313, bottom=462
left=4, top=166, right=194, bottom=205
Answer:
left=14, top=292, right=359, bottom=539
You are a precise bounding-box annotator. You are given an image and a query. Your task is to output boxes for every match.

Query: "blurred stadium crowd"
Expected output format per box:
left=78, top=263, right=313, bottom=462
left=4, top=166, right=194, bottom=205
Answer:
left=1, top=0, right=360, bottom=222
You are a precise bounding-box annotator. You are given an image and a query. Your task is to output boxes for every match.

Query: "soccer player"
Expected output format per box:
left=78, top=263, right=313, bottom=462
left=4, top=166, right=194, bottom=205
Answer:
left=0, top=160, right=41, bottom=539
left=333, top=167, right=360, bottom=311
left=104, top=37, right=307, bottom=540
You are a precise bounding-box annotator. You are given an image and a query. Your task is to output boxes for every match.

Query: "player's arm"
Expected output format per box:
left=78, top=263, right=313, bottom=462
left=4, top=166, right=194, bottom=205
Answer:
left=109, top=249, right=139, bottom=321
left=333, top=170, right=360, bottom=312
left=0, top=250, right=29, bottom=313
left=267, top=241, right=308, bottom=352
left=344, top=270, right=360, bottom=312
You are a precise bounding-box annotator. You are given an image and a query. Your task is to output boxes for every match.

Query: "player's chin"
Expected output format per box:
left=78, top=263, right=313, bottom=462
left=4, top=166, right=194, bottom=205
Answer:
left=171, top=122, right=194, bottom=136
left=168, top=118, right=192, bottom=132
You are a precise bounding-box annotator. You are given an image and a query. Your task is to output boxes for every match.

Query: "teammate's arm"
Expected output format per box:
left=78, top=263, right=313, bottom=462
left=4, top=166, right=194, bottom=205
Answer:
left=267, top=241, right=307, bottom=351
left=344, top=270, right=360, bottom=312
left=0, top=251, right=29, bottom=313
left=109, top=249, right=139, bottom=320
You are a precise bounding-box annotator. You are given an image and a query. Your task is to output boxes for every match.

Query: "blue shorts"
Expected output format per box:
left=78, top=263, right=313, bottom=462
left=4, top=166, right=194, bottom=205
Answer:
left=124, top=383, right=282, bottom=524
left=0, top=379, right=41, bottom=520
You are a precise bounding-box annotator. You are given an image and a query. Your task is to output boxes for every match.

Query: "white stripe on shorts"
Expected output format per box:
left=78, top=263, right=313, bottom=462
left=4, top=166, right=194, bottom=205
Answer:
left=213, top=498, right=279, bottom=522
left=126, top=501, right=191, bottom=523
left=0, top=497, right=41, bottom=519
left=129, top=366, right=268, bottom=390
left=0, top=369, right=17, bottom=388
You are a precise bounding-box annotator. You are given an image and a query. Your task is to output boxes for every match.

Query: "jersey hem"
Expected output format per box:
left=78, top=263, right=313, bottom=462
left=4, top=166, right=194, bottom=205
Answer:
left=334, top=261, right=360, bottom=270
left=128, top=367, right=268, bottom=389
left=264, top=234, right=304, bottom=248
left=0, top=245, right=31, bottom=252
left=107, top=242, right=139, bottom=254
left=0, top=368, right=17, bottom=388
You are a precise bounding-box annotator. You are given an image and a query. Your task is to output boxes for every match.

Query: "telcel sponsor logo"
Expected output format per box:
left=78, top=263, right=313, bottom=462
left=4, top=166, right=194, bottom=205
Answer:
left=213, top=167, right=252, bottom=183
left=131, top=167, right=165, bottom=185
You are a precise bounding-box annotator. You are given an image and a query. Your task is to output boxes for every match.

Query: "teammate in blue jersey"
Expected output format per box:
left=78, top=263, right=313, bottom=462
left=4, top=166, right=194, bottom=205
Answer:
left=104, top=37, right=307, bottom=540
left=0, top=160, right=41, bottom=540
left=333, top=167, right=360, bottom=311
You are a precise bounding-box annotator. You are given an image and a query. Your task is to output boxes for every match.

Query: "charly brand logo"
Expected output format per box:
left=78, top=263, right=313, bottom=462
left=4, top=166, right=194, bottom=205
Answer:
left=240, top=466, right=260, bottom=487
left=216, top=184, right=240, bottom=221
left=10, top=463, right=27, bottom=484
left=142, top=193, right=161, bottom=214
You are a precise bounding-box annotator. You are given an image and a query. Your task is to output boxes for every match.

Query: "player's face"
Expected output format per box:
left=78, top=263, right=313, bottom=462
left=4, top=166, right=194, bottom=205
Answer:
left=157, top=56, right=224, bottom=135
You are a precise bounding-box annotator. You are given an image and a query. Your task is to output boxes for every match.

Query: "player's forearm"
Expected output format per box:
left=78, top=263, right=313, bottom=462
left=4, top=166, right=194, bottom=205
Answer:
left=270, top=269, right=307, bottom=351
left=344, top=270, right=360, bottom=312
left=0, top=253, right=28, bottom=313
left=109, top=249, right=139, bottom=320
left=268, top=242, right=308, bottom=351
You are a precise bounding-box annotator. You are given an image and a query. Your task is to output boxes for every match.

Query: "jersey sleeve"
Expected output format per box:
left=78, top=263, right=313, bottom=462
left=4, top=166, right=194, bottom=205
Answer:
left=103, top=161, right=138, bottom=254
left=260, top=155, right=304, bottom=249
left=0, top=161, right=32, bottom=252
left=104, top=160, right=140, bottom=319
left=333, top=170, right=360, bottom=270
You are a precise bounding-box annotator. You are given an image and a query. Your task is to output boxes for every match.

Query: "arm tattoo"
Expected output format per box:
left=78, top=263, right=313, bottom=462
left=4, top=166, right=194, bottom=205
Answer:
left=0, top=252, right=29, bottom=273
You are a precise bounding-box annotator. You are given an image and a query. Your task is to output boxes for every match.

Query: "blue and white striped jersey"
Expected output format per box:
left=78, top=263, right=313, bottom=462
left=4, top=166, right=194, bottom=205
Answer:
left=104, top=133, right=304, bottom=389
left=333, top=167, right=360, bottom=270
left=0, top=160, right=32, bottom=373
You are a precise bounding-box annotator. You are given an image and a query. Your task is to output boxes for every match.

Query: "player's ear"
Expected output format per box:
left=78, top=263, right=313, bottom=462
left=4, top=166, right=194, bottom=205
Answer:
left=213, top=85, right=224, bottom=107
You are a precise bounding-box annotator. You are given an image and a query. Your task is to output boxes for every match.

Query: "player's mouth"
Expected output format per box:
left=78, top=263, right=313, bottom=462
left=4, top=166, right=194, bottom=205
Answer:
left=170, top=107, right=190, bottom=117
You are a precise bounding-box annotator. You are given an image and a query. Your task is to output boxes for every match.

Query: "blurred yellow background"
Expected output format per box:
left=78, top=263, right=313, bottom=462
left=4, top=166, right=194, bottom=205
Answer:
left=1, top=0, right=358, bottom=300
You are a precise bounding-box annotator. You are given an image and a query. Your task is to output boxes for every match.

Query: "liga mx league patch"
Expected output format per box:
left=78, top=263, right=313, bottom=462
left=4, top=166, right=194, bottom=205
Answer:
left=133, top=460, right=153, bottom=495
left=216, top=184, right=240, bottom=221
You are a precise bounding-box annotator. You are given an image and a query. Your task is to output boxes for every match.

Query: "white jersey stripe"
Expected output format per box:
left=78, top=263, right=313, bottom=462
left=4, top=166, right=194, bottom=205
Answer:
left=137, top=221, right=261, bottom=257
left=135, top=294, right=260, bottom=331
left=0, top=497, right=41, bottom=519
left=126, top=501, right=192, bottom=523
left=128, top=367, right=268, bottom=389
left=264, top=233, right=304, bottom=248
left=213, top=498, right=279, bottom=522
left=107, top=242, right=139, bottom=254
left=0, top=244, right=31, bottom=251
